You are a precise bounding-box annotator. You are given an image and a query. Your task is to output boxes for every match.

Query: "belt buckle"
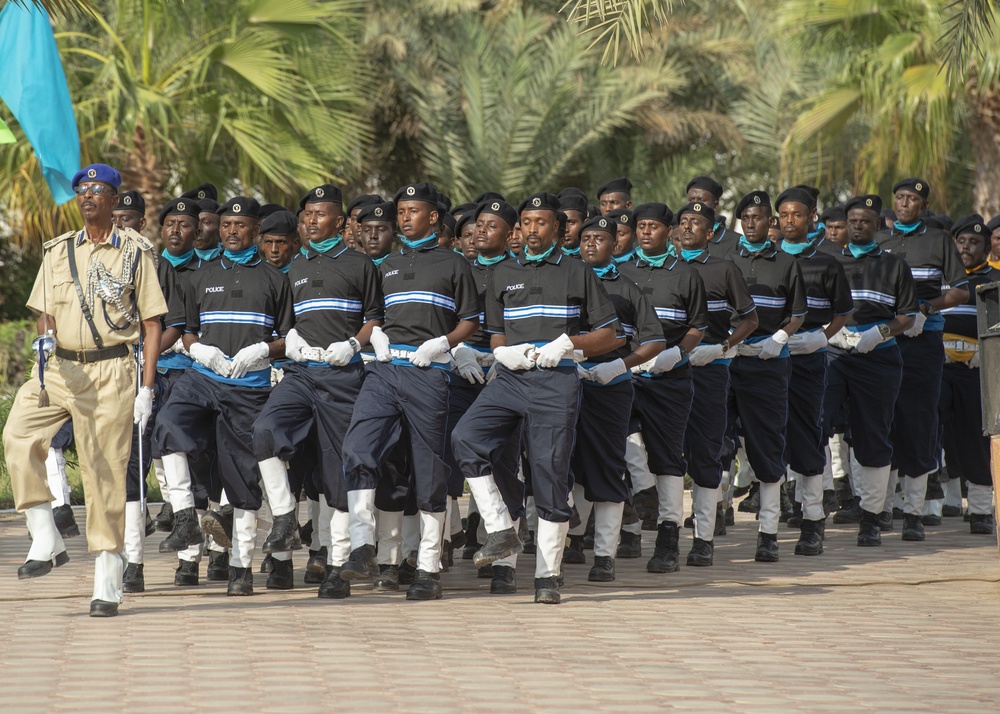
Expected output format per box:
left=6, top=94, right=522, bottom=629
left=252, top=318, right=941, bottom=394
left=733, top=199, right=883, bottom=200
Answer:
left=77, top=349, right=88, bottom=364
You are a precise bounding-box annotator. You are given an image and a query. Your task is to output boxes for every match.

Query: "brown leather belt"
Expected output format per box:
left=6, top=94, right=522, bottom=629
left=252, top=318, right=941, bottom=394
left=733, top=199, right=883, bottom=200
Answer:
left=54, top=344, right=129, bottom=363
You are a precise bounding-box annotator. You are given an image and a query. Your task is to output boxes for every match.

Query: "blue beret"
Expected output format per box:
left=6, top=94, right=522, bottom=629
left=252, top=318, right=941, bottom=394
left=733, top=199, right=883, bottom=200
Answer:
left=72, top=163, right=121, bottom=190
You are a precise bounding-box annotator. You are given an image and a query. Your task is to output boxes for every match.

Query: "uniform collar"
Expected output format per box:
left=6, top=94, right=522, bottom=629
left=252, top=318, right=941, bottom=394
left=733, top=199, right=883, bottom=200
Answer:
left=737, top=243, right=777, bottom=259
left=635, top=256, right=679, bottom=271
left=685, top=249, right=710, bottom=264
left=305, top=244, right=351, bottom=261
left=710, top=225, right=727, bottom=243
left=890, top=223, right=927, bottom=237
left=220, top=254, right=263, bottom=269
left=77, top=229, right=123, bottom=249
left=516, top=249, right=564, bottom=267
left=400, top=241, right=441, bottom=255
left=842, top=244, right=883, bottom=259
left=968, top=262, right=994, bottom=276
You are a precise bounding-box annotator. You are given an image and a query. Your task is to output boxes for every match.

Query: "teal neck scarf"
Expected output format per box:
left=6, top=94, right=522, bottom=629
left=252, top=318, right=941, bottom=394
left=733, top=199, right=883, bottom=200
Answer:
left=894, top=220, right=922, bottom=235
left=400, top=232, right=438, bottom=250
left=562, top=245, right=581, bottom=257
left=372, top=253, right=390, bottom=267
left=592, top=262, right=617, bottom=278
left=740, top=236, right=771, bottom=254
left=780, top=239, right=812, bottom=256
left=223, top=245, right=258, bottom=265
left=682, top=248, right=705, bottom=262
left=613, top=248, right=637, bottom=265
left=310, top=234, right=343, bottom=253
left=195, top=245, right=222, bottom=262
left=161, top=248, right=194, bottom=268
left=524, top=242, right=557, bottom=263
left=476, top=252, right=506, bottom=267
left=848, top=241, right=879, bottom=258
left=636, top=245, right=673, bottom=268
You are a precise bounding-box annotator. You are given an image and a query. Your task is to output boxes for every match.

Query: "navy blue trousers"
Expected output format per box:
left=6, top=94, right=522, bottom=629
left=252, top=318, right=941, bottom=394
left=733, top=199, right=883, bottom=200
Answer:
left=892, top=331, right=944, bottom=477
left=685, top=364, right=730, bottom=489
left=727, top=357, right=789, bottom=484
left=632, top=372, right=692, bottom=476
left=940, top=363, right=992, bottom=487
left=787, top=351, right=828, bottom=476
left=571, top=380, right=633, bottom=503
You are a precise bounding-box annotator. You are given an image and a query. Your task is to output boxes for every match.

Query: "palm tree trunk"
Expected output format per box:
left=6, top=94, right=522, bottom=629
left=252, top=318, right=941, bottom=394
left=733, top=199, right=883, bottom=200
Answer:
left=115, top=124, right=171, bottom=243
left=968, top=72, right=1000, bottom=219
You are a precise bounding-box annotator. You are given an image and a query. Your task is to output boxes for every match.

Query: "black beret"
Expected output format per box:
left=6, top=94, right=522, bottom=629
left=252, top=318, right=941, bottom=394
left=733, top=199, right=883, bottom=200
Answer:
left=631, top=203, right=672, bottom=227
left=260, top=210, right=299, bottom=236
left=892, top=177, right=930, bottom=199
left=558, top=192, right=588, bottom=215
left=358, top=201, right=395, bottom=224
left=451, top=202, right=477, bottom=217
left=455, top=212, right=476, bottom=237
left=473, top=191, right=505, bottom=205
left=394, top=182, right=439, bottom=206
left=158, top=197, right=201, bottom=226
left=579, top=214, right=617, bottom=237
left=299, top=184, right=343, bottom=210
left=197, top=198, right=219, bottom=213
left=117, top=190, right=145, bottom=214
left=587, top=204, right=600, bottom=219
left=820, top=205, right=847, bottom=223
left=677, top=200, right=716, bottom=225
left=438, top=193, right=453, bottom=213
left=558, top=187, right=587, bottom=199
left=951, top=213, right=988, bottom=238
left=181, top=182, right=218, bottom=201
left=845, top=194, right=883, bottom=215
left=775, top=188, right=813, bottom=211
left=440, top=210, right=456, bottom=233
left=518, top=192, right=561, bottom=215
left=606, top=207, right=634, bottom=228
left=475, top=199, right=518, bottom=229
left=736, top=190, right=772, bottom=218
left=259, top=203, right=287, bottom=220
left=556, top=210, right=567, bottom=230
left=346, top=194, right=383, bottom=215
left=217, top=196, right=260, bottom=218
left=792, top=184, right=820, bottom=207
left=596, top=177, right=633, bottom=198
left=988, top=215, right=1000, bottom=233
left=685, top=176, right=723, bottom=200
left=924, top=214, right=954, bottom=232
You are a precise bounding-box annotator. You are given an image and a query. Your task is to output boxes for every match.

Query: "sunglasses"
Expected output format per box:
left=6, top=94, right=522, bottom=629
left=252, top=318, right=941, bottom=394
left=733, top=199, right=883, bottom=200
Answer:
left=74, top=184, right=116, bottom=196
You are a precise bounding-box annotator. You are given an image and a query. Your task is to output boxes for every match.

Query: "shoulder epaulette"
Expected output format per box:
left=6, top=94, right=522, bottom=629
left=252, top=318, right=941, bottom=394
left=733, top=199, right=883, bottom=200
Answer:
left=42, top=230, right=75, bottom=251
left=121, top=227, right=154, bottom=251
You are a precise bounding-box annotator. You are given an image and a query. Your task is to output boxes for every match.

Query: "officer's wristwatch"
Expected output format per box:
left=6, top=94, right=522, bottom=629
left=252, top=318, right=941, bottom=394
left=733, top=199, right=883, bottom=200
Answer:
left=877, top=323, right=892, bottom=340
left=348, top=337, right=361, bottom=354
left=677, top=344, right=690, bottom=360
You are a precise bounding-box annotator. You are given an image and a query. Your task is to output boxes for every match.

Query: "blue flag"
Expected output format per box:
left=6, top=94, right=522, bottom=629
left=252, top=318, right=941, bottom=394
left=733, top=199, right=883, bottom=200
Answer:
left=0, top=3, right=80, bottom=204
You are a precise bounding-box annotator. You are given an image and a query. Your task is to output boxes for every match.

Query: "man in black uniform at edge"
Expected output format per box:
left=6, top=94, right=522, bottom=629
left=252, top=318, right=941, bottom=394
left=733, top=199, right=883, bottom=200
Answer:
left=686, top=176, right=741, bottom=259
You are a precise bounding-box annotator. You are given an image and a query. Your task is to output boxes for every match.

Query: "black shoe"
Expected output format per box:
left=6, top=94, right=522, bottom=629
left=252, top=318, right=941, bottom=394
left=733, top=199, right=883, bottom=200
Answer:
left=17, top=550, right=69, bottom=579
left=738, top=482, right=760, bottom=513
left=534, top=576, right=561, bottom=604
left=155, top=502, right=174, bottom=532
left=462, top=512, right=482, bottom=560
left=641, top=516, right=658, bottom=531
left=477, top=564, right=493, bottom=578
left=857, top=510, right=881, bottom=547
left=683, top=514, right=694, bottom=529
left=794, top=519, right=823, bottom=556
left=299, top=519, right=314, bottom=548
left=262, top=512, right=302, bottom=554
left=398, top=560, right=416, bottom=585
left=472, top=527, right=523, bottom=568
left=833, top=497, right=862, bottom=524
left=616, top=531, right=641, bottom=559
left=922, top=513, right=942, bottom=526
left=89, top=600, right=119, bottom=617
left=754, top=532, right=779, bottom=562
left=266, top=557, right=294, bottom=590
left=304, top=547, right=327, bottom=584
left=522, top=529, right=536, bottom=555
left=686, top=538, right=714, bottom=567
left=174, top=559, right=199, bottom=586
left=822, top=489, right=838, bottom=517
left=714, top=503, right=727, bottom=536
left=159, top=507, right=204, bottom=553
left=318, top=565, right=350, bottom=599
left=970, top=513, right=996, bottom=535
left=725, top=506, right=735, bottom=526
left=53, top=504, right=80, bottom=538
left=123, top=562, right=145, bottom=593
left=621, top=498, right=640, bottom=526
left=817, top=518, right=826, bottom=541
left=260, top=554, right=274, bottom=574
left=144, top=509, right=155, bottom=537
left=562, top=534, right=587, bottom=565
left=199, top=508, right=233, bottom=549
left=340, top=544, right=379, bottom=581
left=892, top=506, right=905, bottom=520
left=227, top=566, right=253, bottom=596
left=207, top=551, right=229, bottom=581
left=901, top=514, right=925, bottom=541
left=450, top=529, right=467, bottom=551
left=490, top=565, right=517, bottom=594
left=942, top=504, right=963, bottom=518
left=373, top=564, right=399, bottom=592
left=878, top=511, right=894, bottom=531
left=588, top=555, right=615, bottom=582
left=405, top=569, right=442, bottom=600
left=646, top=522, right=680, bottom=573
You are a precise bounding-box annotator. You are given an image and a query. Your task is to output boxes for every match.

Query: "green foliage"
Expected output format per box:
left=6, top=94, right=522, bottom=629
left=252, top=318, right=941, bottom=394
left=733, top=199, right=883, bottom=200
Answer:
left=0, top=319, right=36, bottom=387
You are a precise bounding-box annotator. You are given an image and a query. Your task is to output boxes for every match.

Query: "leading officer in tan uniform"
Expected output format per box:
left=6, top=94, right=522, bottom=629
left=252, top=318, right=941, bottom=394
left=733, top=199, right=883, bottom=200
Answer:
left=2, top=163, right=167, bottom=617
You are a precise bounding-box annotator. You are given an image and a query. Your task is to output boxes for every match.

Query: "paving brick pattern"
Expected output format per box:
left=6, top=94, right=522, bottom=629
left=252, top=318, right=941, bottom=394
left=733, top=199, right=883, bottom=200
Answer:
left=1, top=500, right=999, bottom=713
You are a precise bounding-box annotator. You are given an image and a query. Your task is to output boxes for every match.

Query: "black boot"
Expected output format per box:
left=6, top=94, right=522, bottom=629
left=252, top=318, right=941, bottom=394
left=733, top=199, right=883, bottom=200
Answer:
left=822, top=489, right=838, bottom=517
left=786, top=499, right=802, bottom=529
left=17, top=550, right=69, bottom=580
left=534, top=576, right=561, bottom=604
left=406, top=569, right=442, bottom=600
left=779, top=484, right=795, bottom=524
left=174, top=559, right=199, bottom=586
left=299, top=519, right=314, bottom=548
left=633, top=487, right=658, bottom=522
left=646, top=522, right=680, bottom=574
left=686, top=537, right=714, bottom=567
left=53, top=504, right=80, bottom=538
left=397, top=559, right=416, bottom=585
left=754, top=532, right=779, bottom=562
left=477, top=564, right=493, bottom=578
left=262, top=512, right=302, bottom=554
left=373, top=564, right=399, bottom=592
left=816, top=518, right=826, bottom=541
left=227, top=566, right=253, bottom=596
left=259, top=553, right=274, bottom=574
left=621, top=498, right=640, bottom=526
left=123, top=562, right=144, bottom=593
left=878, top=511, right=894, bottom=531
left=857, top=510, right=881, bottom=547
left=340, top=544, right=379, bottom=580
left=970, top=513, right=996, bottom=535
left=738, top=482, right=760, bottom=513
left=616, top=531, right=641, bottom=558
left=942, top=504, right=963, bottom=518
left=207, top=551, right=229, bottom=581
left=304, top=547, right=328, bottom=584
left=562, top=534, right=587, bottom=565
left=155, top=502, right=174, bottom=532
left=472, top=527, right=523, bottom=568
left=725, top=505, right=735, bottom=526
left=89, top=600, right=119, bottom=617
left=462, top=512, right=482, bottom=560
left=318, top=565, right=350, bottom=599
left=159, top=507, right=204, bottom=553
left=200, top=507, right=233, bottom=549
left=588, top=555, right=615, bottom=582
left=921, top=512, right=942, bottom=526
left=794, top=519, right=823, bottom=556
left=833, top=496, right=862, bottom=524
left=901, top=513, right=925, bottom=541
left=714, top=503, right=727, bottom=536
left=266, top=557, right=294, bottom=590
left=490, top=565, right=517, bottom=594
left=522, top=529, right=537, bottom=555
left=833, top=477, right=853, bottom=510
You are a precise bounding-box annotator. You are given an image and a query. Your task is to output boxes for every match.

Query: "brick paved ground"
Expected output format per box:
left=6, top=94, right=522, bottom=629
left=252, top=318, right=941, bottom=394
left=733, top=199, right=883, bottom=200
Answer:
left=2, top=500, right=999, bottom=713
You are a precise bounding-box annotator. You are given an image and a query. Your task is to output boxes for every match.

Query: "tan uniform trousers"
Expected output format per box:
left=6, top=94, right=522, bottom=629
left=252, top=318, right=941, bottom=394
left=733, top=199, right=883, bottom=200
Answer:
left=3, top=354, right=135, bottom=553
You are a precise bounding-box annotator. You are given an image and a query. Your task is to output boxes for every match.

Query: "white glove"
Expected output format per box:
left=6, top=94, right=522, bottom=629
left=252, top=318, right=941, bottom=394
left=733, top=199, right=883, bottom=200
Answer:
left=903, top=310, right=926, bottom=338
left=325, top=339, right=359, bottom=367
left=577, top=364, right=592, bottom=380
left=787, top=330, right=827, bottom=355
left=369, top=325, right=392, bottom=362
left=453, top=345, right=485, bottom=385
left=969, top=350, right=981, bottom=369
left=854, top=326, right=888, bottom=354
left=535, top=333, right=575, bottom=368
left=757, top=330, right=790, bottom=360
left=411, top=335, right=451, bottom=367
left=229, top=341, right=269, bottom=378
left=133, top=388, right=153, bottom=432
left=649, top=346, right=682, bottom=374
left=486, top=363, right=498, bottom=382
left=588, top=358, right=627, bottom=385
left=688, top=343, right=725, bottom=367
left=189, top=342, right=232, bottom=377
left=494, top=343, right=536, bottom=371
left=284, top=328, right=309, bottom=362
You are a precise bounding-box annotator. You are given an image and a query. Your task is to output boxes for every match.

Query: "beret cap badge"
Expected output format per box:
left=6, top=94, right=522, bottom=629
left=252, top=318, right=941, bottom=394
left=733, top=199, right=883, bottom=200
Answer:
left=374, top=207, right=384, bottom=217
left=491, top=202, right=501, bottom=211
left=532, top=197, right=542, bottom=207
left=87, top=168, right=97, bottom=178
left=233, top=203, right=242, bottom=213
left=177, top=201, right=185, bottom=211
left=316, top=188, right=325, bottom=198
left=123, top=196, right=132, bottom=206
left=406, top=186, right=416, bottom=196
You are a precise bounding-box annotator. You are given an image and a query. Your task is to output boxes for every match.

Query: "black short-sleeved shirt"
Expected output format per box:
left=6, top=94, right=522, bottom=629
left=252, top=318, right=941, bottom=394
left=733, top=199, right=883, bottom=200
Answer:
left=619, top=257, right=709, bottom=347
left=942, top=264, right=1000, bottom=339
left=729, top=244, right=808, bottom=337
left=876, top=223, right=968, bottom=301
left=782, top=244, right=855, bottom=331
left=467, top=256, right=509, bottom=350
left=289, top=243, right=384, bottom=346
left=485, top=249, right=620, bottom=344
left=156, top=257, right=186, bottom=332
left=379, top=244, right=479, bottom=347
left=832, top=246, right=919, bottom=326
left=708, top=219, right=741, bottom=259
left=185, top=252, right=294, bottom=356
left=584, top=268, right=664, bottom=363
left=683, top=250, right=757, bottom=344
